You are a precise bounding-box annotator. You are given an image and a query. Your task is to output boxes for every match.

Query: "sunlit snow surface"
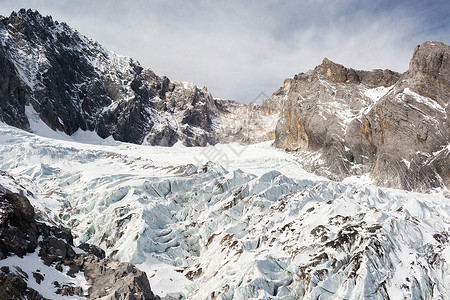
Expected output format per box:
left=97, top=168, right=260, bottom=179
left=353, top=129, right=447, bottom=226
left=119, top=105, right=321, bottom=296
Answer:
left=0, top=242, right=89, bottom=299
left=1, top=123, right=450, bottom=299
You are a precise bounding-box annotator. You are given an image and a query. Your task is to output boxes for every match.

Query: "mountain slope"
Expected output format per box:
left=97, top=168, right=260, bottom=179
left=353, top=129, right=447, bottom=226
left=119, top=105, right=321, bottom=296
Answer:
left=272, top=41, right=450, bottom=191
left=0, top=9, right=226, bottom=146
left=0, top=9, right=279, bottom=147
left=1, top=9, right=448, bottom=192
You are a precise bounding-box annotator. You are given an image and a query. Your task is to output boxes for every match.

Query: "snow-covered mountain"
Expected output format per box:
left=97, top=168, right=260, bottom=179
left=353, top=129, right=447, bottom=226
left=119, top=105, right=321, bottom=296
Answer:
left=1, top=9, right=448, bottom=192
left=1, top=8, right=450, bottom=300
left=0, top=9, right=276, bottom=148
left=1, top=123, right=450, bottom=299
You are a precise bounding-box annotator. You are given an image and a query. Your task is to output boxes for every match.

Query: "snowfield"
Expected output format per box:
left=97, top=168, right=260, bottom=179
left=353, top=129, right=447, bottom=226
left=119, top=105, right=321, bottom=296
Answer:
left=1, top=123, right=450, bottom=299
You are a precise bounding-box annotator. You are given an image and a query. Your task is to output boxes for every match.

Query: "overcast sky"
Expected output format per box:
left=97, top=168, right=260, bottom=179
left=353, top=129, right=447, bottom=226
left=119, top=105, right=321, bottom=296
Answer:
left=0, top=0, right=449, bottom=102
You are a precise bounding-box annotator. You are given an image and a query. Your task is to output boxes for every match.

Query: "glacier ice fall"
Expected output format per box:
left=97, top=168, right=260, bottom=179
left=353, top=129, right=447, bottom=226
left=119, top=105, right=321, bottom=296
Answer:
left=1, top=123, right=450, bottom=299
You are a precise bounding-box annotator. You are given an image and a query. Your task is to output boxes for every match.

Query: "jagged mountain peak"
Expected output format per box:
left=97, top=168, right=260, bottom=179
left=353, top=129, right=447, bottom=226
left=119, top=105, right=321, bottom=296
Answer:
left=0, top=8, right=280, bottom=148
left=316, top=57, right=362, bottom=84
left=4, top=9, right=83, bottom=42
left=409, top=41, right=450, bottom=78
left=7, top=8, right=48, bottom=22
left=4, top=8, right=70, bottom=45
left=313, top=56, right=400, bottom=87
left=400, top=41, right=450, bottom=105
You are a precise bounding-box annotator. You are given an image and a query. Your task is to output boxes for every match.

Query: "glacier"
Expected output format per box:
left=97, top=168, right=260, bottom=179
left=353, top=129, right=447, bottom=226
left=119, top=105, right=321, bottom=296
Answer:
left=0, top=122, right=450, bottom=299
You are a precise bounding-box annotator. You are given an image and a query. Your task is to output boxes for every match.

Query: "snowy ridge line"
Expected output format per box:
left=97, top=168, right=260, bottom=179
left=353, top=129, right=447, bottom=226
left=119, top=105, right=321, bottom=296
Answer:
left=1, top=123, right=450, bottom=299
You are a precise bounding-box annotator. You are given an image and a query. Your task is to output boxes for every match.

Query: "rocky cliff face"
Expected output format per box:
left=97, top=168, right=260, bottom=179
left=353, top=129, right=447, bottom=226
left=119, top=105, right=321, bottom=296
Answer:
left=0, top=172, right=159, bottom=299
left=273, top=41, right=449, bottom=191
left=214, top=98, right=279, bottom=144
left=0, top=9, right=223, bottom=147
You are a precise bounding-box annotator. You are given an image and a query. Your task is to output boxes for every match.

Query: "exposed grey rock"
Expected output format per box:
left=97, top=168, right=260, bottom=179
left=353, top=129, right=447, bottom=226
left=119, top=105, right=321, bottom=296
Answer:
left=272, top=59, right=399, bottom=178
left=56, top=284, right=83, bottom=296
left=319, top=57, right=399, bottom=86
left=79, top=242, right=106, bottom=259
left=84, top=257, right=159, bottom=300
left=273, top=41, right=449, bottom=191
left=214, top=98, right=279, bottom=144
left=351, top=41, right=450, bottom=190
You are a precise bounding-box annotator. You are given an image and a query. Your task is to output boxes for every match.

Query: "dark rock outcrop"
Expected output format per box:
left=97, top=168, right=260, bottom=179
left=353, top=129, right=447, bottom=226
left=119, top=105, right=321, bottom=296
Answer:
left=0, top=185, right=159, bottom=299
left=0, top=193, right=39, bottom=259
left=79, top=242, right=106, bottom=259
left=0, top=43, right=30, bottom=131
left=0, top=268, right=46, bottom=300
left=272, top=41, right=450, bottom=191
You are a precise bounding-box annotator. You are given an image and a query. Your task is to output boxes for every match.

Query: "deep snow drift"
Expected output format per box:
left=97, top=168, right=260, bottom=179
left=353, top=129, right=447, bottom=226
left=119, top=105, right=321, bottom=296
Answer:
left=1, top=123, right=450, bottom=299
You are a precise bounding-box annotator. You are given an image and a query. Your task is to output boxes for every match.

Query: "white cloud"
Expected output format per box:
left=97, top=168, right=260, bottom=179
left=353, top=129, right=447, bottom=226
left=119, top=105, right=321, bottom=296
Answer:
left=0, top=0, right=448, bottom=102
